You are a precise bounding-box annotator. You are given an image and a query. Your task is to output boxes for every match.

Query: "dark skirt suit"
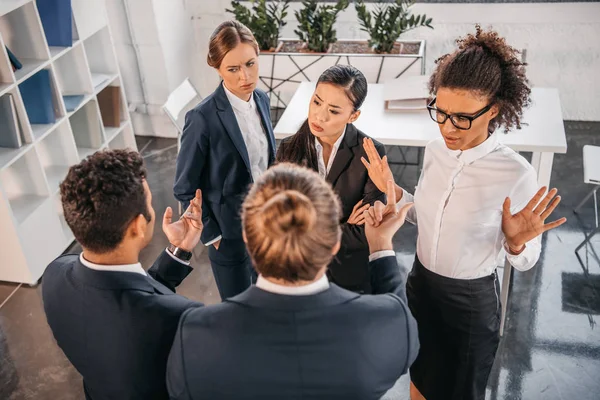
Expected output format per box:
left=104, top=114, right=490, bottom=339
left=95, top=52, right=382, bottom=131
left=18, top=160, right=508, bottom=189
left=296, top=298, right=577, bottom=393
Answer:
left=277, top=124, right=386, bottom=293
left=174, top=83, right=276, bottom=300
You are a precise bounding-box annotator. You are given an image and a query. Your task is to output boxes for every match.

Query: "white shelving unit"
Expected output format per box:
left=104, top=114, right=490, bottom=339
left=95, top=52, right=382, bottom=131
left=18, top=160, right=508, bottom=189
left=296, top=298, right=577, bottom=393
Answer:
left=0, top=0, right=136, bottom=284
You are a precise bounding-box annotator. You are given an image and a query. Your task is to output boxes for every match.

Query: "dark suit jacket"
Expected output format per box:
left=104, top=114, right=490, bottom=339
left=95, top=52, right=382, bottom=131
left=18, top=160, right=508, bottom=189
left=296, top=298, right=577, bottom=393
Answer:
left=277, top=124, right=386, bottom=292
left=42, top=251, right=201, bottom=400
left=173, top=83, right=276, bottom=244
left=167, top=255, right=419, bottom=400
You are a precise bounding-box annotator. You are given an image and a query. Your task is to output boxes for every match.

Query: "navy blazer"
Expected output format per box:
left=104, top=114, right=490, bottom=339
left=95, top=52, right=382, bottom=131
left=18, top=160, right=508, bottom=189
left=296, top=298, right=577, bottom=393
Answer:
left=42, top=251, right=201, bottom=400
left=277, top=124, right=386, bottom=292
left=173, top=83, right=276, bottom=244
left=167, top=256, right=419, bottom=400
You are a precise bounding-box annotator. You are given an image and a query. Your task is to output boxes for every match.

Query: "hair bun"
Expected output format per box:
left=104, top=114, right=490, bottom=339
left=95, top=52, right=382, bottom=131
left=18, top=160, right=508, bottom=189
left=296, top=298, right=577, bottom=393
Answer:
left=260, top=190, right=316, bottom=236
left=458, top=24, right=523, bottom=67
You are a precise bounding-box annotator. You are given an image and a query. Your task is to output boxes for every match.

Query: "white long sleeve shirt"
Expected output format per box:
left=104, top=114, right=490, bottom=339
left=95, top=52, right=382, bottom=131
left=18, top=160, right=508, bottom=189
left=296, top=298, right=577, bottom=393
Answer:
left=396, top=134, right=542, bottom=279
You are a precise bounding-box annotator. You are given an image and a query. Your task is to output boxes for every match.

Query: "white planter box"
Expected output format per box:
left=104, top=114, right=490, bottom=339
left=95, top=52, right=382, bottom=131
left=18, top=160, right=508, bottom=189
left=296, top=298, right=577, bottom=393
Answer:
left=258, top=39, right=426, bottom=109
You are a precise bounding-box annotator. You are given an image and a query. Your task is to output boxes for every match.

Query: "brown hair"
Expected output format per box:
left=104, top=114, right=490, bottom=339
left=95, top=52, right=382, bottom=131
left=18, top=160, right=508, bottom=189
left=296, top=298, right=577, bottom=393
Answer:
left=60, top=150, right=150, bottom=253
left=242, top=163, right=342, bottom=282
left=207, top=20, right=259, bottom=69
left=429, top=24, right=531, bottom=133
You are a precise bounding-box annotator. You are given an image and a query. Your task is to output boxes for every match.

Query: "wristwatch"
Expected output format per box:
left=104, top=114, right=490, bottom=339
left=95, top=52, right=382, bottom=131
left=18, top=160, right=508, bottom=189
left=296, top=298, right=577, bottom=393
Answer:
left=168, top=244, right=193, bottom=262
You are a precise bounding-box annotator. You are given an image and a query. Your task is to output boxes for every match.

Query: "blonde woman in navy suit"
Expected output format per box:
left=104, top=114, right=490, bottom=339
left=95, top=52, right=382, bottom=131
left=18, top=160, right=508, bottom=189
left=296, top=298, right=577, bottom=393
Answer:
left=174, top=21, right=276, bottom=300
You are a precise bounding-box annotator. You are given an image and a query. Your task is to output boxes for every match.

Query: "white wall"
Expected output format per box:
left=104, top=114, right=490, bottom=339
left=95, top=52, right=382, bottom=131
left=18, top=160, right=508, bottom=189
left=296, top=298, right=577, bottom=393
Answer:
left=108, top=1, right=600, bottom=136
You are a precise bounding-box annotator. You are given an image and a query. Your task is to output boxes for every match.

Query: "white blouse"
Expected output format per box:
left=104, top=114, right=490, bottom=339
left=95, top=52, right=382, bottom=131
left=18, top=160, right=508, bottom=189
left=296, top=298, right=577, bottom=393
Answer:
left=223, top=84, right=269, bottom=182
left=396, top=134, right=542, bottom=279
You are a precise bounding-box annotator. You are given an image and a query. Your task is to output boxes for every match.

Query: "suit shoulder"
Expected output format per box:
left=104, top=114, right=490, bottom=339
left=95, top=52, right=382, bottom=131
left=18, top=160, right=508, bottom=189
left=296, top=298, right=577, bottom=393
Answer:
left=354, top=128, right=385, bottom=151
left=352, top=293, right=409, bottom=319
left=45, top=254, right=78, bottom=273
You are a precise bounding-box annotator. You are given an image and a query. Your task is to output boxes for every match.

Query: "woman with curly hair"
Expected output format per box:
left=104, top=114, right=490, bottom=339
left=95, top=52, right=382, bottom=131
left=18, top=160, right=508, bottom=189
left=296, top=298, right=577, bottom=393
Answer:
left=361, top=26, right=566, bottom=400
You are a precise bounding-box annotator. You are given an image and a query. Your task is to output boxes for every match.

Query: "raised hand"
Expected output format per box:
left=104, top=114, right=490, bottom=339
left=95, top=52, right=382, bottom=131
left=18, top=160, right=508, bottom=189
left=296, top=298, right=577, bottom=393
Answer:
left=361, top=137, right=395, bottom=194
left=163, top=189, right=203, bottom=251
left=502, top=187, right=566, bottom=253
left=363, top=180, right=414, bottom=252
left=347, top=199, right=371, bottom=225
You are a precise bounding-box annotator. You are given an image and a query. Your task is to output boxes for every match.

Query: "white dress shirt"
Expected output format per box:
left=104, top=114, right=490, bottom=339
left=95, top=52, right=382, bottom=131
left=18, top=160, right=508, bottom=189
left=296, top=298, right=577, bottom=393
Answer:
left=255, top=250, right=395, bottom=295
left=223, top=84, right=269, bottom=182
left=80, top=253, right=147, bottom=276
left=396, top=134, right=541, bottom=279
left=79, top=249, right=189, bottom=275
left=315, top=126, right=346, bottom=179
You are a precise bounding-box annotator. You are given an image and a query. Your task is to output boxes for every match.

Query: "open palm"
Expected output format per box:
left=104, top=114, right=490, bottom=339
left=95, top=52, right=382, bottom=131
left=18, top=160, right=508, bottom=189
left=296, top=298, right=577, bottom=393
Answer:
left=361, top=137, right=395, bottom=193
left=502, top=187, right=566, bottom=250
left=163, top=189, right=203, bottom=251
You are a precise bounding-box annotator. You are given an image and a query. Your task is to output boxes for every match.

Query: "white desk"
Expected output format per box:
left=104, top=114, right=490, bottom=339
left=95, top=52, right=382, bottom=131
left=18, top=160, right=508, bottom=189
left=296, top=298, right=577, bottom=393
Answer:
left=274, top=82, right=567, bottom=189
left=274, top=82, right=568, bottom=336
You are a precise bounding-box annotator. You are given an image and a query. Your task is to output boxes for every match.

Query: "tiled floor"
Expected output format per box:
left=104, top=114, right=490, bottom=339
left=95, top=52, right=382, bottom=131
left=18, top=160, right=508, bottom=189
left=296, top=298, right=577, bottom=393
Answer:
left=1, top=122, right=599, bottom=399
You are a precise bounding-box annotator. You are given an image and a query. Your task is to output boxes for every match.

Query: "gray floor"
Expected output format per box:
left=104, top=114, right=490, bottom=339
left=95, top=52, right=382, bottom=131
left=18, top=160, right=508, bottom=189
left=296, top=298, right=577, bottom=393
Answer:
left=1, top=121, right=599, bottom=399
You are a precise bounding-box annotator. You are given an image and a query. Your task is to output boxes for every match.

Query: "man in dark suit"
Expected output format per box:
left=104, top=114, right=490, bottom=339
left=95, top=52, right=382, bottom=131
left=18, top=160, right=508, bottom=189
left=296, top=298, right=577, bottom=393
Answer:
left=167, top=170, right=420, bottom=400
left=42, top=150, right=204, bottom=400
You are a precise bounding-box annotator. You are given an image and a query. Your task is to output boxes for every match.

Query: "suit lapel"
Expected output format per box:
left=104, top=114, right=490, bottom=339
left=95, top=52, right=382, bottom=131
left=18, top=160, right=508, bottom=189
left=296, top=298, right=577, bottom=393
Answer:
left=215, top=84, right=252, bottom=176
left=326, top=124, right=358, bottom=187
left=254, top=92, right=276, bottom=163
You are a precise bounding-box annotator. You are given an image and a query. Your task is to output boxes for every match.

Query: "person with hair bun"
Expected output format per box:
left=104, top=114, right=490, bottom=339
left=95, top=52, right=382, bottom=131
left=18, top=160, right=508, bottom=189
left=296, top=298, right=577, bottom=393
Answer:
left=167, top=163, right=419, bottom=400
left=276, top=64, right=387, bottom=294
left=174, top=21, right=276, bottom=300
left=361, top=26, right=566, bottom=400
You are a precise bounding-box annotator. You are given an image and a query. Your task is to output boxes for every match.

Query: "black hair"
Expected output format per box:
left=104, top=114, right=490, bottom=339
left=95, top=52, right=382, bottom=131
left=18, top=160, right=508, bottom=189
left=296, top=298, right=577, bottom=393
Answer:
left=276, top=64, right=367, bottom=169
left=429, top=24, right=531, bottom=133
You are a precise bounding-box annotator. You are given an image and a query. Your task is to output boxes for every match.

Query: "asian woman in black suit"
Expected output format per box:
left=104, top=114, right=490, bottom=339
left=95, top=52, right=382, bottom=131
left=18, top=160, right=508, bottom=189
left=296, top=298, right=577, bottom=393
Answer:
left=276, top=65, right=385, bottom=293
left=174, top=21, right=276, bottom=300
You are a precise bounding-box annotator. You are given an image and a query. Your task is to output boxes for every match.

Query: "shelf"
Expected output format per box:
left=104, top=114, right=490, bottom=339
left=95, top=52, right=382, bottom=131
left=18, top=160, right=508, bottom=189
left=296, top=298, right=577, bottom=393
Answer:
left=66, top=93, right=93, bottom=117
left=108, top=123, right=136, bottom=150
left=0, top=143, right=31, bottom=171
left=31, top=116, right=66, bottom=142
left=36, top=121, right=78, bottom=193
left=72, top=0, right=107, bottom=41
left=49, top=45, right=71, bottom=60
left=92, top=73, right=118, bottom=94
left=0, top=82, right=12, bottom=97
left=0, top=147, right=50, bottom=225
left=84, top=27, right=118, bottom=77
left=13, top=58, right=49, bottom=83
left=0, top=2, right=50, bottom=78
left=54, top=193, right=74, bottom=242
left=104, top=121, right=127, bottom=143
left=70, top=99, right=104, bottom=159
left=0, top=37, right=15, bottom=88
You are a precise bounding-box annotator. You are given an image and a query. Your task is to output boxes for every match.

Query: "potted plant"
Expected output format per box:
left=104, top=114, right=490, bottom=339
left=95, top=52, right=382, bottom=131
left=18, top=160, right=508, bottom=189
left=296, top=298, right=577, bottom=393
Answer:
left=256, top=0, right=430, bottom=113
left=293, top=0, right=349, bottom=53
left=355, top=0, right=433, bottom=54
left=226, top=0, right=290, bottom=52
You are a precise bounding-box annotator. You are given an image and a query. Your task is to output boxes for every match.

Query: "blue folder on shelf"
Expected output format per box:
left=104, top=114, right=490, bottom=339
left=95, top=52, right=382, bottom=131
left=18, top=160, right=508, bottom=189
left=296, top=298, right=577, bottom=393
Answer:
left=37, top=0, right=73, bottom=47
left=63, top=94, right=84, bottom=112
left=20, top=69, right=56, bottom=124
left=5, top=46, right=22, bottom=70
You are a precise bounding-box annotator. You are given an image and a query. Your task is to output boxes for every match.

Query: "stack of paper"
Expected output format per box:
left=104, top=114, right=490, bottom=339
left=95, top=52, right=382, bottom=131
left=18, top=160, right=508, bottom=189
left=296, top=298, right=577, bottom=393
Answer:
left=383, top=75, right=430, bottom=111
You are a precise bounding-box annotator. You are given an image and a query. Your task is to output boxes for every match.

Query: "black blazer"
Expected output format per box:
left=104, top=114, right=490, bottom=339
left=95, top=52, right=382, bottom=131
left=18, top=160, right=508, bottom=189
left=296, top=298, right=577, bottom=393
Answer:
left=173, top=83, right=276, bottom=244
left=42, top=251, right=201, bottom=400
left=167, top=255, right=419, bottom=400
left=277, top=124, right=386, bottom=292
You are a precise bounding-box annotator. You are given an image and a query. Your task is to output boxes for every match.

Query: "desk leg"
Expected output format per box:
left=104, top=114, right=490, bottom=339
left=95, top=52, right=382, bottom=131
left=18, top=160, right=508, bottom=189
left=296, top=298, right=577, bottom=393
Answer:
left=530, top=152, right=554, bottom=188
left=500, top=258, right=512, bottom=337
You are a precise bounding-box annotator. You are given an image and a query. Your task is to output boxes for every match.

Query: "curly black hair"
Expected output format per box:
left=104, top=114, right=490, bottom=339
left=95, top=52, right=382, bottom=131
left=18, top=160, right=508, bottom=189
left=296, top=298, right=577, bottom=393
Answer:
left=429, top=24, right=531, bottom=133
left=60, top=149, right=150, bottom=253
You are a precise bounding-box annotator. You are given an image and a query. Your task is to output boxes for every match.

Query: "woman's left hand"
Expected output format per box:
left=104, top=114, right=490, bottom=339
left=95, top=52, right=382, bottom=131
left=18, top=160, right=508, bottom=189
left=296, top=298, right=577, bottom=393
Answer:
left=502, top=187, right=566, bottom=253
left=347, top=200, right=371, bottom=225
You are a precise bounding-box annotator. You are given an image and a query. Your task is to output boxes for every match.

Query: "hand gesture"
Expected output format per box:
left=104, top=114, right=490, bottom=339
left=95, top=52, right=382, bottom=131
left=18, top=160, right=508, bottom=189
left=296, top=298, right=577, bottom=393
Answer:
left=502, top=187, right=566, bottom=253
left=347, top=199, right=371, bottom=225
left=361, top=138, right=395, bottom=194
left=364, top=180, right=414, bottom=253
left=163, top=189, right=203, bottom=251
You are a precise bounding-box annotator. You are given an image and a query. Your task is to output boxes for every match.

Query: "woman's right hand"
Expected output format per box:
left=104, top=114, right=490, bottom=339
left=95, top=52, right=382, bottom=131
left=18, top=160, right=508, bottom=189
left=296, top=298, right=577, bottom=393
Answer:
left=360, top=138, right=403, bottom=201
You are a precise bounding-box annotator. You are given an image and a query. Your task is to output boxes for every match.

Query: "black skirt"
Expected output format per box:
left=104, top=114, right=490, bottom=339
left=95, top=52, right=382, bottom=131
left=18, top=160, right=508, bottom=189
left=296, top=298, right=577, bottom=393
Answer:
left=407, top=257, right=501, bottom=400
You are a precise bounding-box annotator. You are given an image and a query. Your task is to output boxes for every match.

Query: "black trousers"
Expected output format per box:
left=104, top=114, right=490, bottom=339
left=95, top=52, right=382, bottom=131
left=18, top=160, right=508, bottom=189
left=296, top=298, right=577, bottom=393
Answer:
left=207, top=238, right=256, bottom=301
left=407, top=257, right=501, bottom=400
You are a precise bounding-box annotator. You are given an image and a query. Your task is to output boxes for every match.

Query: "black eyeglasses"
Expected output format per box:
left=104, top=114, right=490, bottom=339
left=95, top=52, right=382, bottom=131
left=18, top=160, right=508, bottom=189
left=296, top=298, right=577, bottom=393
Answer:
left=427, top=98, right=493, bottom=130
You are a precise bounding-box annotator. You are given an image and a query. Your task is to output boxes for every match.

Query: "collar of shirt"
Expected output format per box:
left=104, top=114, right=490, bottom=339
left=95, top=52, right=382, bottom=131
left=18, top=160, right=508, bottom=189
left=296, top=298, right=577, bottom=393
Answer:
left=255, top=274, right=330, bottom=296
left=79, top=253, right=147, bottom=276
left=315, top=125, right=347, bottom=175
left=223, top=82, right=256, bottom=115
left=445, top=133, right=499, bottom=164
